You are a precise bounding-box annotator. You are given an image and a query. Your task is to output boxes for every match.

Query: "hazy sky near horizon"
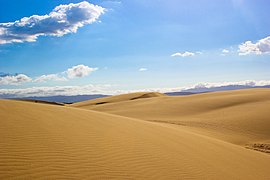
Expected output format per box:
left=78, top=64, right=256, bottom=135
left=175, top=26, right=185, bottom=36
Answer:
left=0, top=0, right=270, bottom=95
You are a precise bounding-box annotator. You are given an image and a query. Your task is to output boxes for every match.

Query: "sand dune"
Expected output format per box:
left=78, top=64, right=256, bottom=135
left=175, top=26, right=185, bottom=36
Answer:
left=72, top=92, right=165, bottom=107
left=1, top=99, right=270, bottom=179
left=72, top=89, right=270, bottom=148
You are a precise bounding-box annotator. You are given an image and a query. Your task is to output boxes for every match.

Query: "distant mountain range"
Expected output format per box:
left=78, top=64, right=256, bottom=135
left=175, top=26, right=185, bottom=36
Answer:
left=165, top=92, right=198, bottom=96
left=167, top=85, right=270, bottom=96
left=2, top=85, right=270, bottom=103
left=182, top=85, right=270, bottom=93
left=12, top=94, right=108, bottom=104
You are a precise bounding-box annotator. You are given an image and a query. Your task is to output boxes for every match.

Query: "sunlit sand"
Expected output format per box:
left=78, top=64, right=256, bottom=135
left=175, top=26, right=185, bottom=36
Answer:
left=1, top=88, right=270, bottom=179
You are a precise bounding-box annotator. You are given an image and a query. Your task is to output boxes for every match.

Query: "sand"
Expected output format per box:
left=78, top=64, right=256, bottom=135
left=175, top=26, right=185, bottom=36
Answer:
left=73, top=92, right=165, bottom=107
left=1, top=88, right=270, bottom=179
left=72, top=88, right=270, bottom=147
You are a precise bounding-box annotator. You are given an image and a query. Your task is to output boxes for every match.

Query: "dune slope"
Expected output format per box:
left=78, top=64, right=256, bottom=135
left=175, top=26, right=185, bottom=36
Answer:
left=1, top=99, right=270, bottom=179
left=72, top=88, right=270, bottom=147
left=13, top=99, right=65, bottom=106
left=71, top=92, right=165, bottom=107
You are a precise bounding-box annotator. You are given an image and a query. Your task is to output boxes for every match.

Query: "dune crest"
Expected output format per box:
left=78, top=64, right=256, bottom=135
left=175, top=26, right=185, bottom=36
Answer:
left=71, top=92, right=165, bottom=107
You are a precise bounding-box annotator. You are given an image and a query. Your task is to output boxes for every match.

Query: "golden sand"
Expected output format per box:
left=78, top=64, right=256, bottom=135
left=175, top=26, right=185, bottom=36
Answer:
left=1, top=88, right=270, bottom=179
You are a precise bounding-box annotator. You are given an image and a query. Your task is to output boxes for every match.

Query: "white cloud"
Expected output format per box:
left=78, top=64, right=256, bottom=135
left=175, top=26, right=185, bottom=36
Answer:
left=187, top=80, right=270, bottom=90
left=35, top=64, right=97, bottom=82
left=66, top=64, right=98, bottom=78
left=119, top=80, right=270, bottom=94
left=0, top=1, right=105, bottom=44
left=221, top=49, right=230, bottom=56
left=0, top=74, right=32, bottom=85
left=139, top=68, right=147, bottom=72
left=1, top=80, right=269, bottom=98
left=171, top=51, right=195, bottom=57
left=0, top=64, right=97, bottom=85
left=239, top=36, right=270, bottom=55
left=34, top=74, right=67, bottom=83
left=0, top=84, right=112, bottom=98
left=222, top=49, right=229, bottom=53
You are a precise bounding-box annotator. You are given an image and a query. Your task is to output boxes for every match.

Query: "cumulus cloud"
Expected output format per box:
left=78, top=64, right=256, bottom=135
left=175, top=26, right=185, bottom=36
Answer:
left=0, top=64, right=97, bottom=85
left=0, top=74, right=32, bottom=85
left=0, top=1, right=105, bottom=44
left=34, top=74, right=67, bottom=83
left=35, top=64, right=97, bottom=82
left=0, top=84, right=112, bottom=98
left=171, top=51, right=195, bottom=57
left=239, top=36, right=270, bottom=55
left=66, top=64, right=98, bottom=78
left=139, top=68, right=147, bottom=72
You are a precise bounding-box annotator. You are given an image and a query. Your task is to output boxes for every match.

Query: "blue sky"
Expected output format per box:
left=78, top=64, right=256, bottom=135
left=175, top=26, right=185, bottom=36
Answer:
left=0, top=0, right=270, bottom=96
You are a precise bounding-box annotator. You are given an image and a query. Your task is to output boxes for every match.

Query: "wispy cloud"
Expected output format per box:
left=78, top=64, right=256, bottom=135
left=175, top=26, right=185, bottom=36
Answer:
left=101, top=0, right=122, bottom=6
left=222, top=49, right=229, bottom=53
left=0, top=1, right=105, bottom=44
left=238, top=36, right=270, bottom=55
left=34, top=74, right=67, bottom=83
left=0, top=74, right=32, bottom=85
left=220, top=49, right=230, bottom=56
left=171, top=51, right=195, bottom=57
left=171, top=51, right=203, bottom=57
left=139, top=68, right=147, bottom=72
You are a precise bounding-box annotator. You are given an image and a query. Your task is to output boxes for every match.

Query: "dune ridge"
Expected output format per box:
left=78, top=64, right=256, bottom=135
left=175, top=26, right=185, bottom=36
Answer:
left=71, top=92, right=165, bottom=107
left=1, top=99, right=270, bottom=179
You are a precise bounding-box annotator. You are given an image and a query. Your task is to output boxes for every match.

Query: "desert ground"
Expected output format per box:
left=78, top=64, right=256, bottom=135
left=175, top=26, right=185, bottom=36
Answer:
left=1, top=88, right=270, bottom=179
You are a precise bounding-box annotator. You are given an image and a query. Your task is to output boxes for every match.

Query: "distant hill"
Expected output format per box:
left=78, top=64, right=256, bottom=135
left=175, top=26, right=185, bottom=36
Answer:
left=167, top=85, right=270, bottom=96
left=165, top=92, right=197, bottom=96
left=15, top=94, right=108, bottom=104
